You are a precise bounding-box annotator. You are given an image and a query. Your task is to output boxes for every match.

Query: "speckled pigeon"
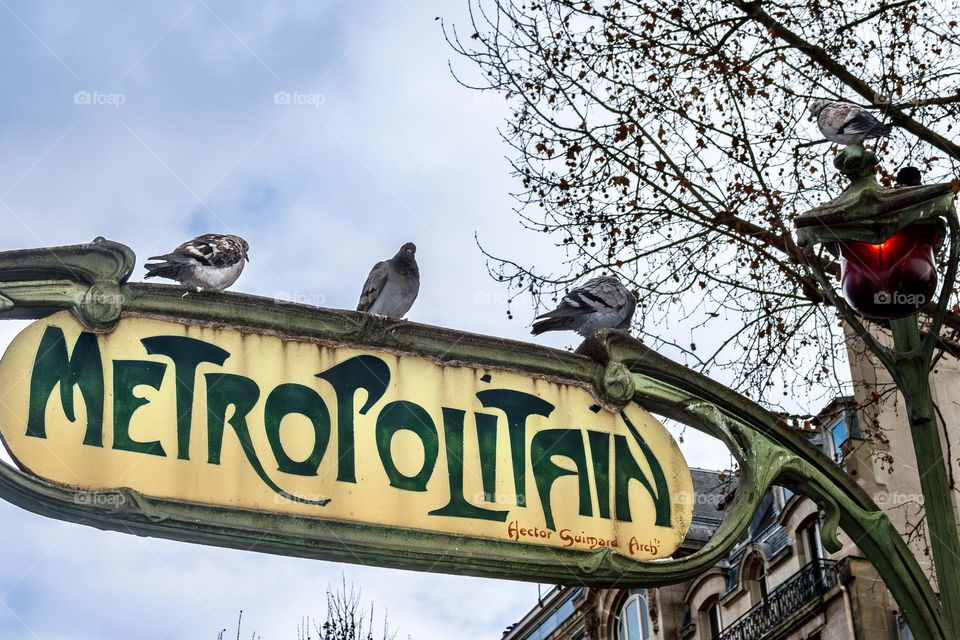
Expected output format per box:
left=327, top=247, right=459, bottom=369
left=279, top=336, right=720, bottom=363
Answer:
left=356, top=242, right=420, bottom=318
left=144, top=233, right=249, bottom=292
left=531, top=276, right=636, bottom=337
left=809, top=99, right=893, bottom=145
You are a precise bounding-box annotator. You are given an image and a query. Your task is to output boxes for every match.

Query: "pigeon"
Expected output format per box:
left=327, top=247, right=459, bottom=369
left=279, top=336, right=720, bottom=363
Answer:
left=531, top=276, right=637, bottom=337
left=356, top=242, right=420, bottom=318
left=809, top=99, right=893, bottom=146
left=896, top=166, right=922, bottom=187
left=144, top=234, right=249, bottom=292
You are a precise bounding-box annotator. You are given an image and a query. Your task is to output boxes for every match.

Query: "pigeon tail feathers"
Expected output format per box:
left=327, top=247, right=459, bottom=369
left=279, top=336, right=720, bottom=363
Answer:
left=144, top=262, right=186, bottom=280
left=875, top=122, right=894, bottom=137
left=531, top=316, right=575, bottom=335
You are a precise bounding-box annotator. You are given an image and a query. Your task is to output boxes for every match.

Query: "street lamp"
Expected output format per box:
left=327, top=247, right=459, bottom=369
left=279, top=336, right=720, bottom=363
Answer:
left=794, top=143, right=960, bottom=634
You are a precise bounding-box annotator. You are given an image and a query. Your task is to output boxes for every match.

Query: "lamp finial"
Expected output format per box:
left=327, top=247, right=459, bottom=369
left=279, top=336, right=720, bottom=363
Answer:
left=833, top=143, right=878, bottom=180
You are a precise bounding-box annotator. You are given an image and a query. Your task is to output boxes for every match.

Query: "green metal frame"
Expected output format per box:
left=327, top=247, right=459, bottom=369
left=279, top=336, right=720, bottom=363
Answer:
left=794, top=144, right=960, bottom=640
left=0, top=237, right=948, bottom=638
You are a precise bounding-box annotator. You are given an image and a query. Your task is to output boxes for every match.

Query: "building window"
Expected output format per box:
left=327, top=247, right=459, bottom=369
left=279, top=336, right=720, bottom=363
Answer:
left=743, top=556, right=768, bottom=606
left=778, top=485, right=794, bottom=506
left=698, top=599, right=721, bottom=640
left=797, top=519, right=824, bottom=567
left=521, top=587, right=582, bottom=640
left=827, top=418, right=849, bottom=463
left=616, top=590, right=651, bottom=640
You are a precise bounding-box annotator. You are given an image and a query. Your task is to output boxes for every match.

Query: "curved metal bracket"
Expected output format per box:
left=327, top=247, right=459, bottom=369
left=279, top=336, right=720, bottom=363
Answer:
left=0, top=237, right=134, bottom=331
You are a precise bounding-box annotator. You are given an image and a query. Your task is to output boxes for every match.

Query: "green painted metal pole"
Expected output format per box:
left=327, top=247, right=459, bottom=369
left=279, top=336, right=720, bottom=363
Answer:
left=889, top=314, right=960, bottom=637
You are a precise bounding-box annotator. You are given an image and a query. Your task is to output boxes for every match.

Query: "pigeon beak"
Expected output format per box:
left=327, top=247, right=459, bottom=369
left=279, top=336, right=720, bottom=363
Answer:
left=244, top=251, right=250, bottom=262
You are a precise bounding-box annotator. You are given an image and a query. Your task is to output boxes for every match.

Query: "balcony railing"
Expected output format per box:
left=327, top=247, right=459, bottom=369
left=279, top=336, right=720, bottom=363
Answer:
left=718, top=560, right=839, bottom=640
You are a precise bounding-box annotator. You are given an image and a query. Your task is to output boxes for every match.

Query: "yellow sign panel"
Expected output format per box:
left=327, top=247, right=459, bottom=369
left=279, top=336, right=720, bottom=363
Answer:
left=0, top=312, right=693, bottom=559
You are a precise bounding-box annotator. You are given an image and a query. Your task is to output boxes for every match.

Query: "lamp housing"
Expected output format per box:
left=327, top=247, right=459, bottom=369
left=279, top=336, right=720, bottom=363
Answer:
left=795, top=144, right=956, bottom=319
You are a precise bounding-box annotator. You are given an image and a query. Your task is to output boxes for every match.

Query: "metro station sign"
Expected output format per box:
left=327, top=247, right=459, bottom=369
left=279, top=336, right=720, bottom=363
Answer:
left=0, top=239, right=694, bottom=585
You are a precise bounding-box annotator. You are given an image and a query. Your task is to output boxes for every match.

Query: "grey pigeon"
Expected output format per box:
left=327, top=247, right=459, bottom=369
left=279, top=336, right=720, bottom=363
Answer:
left=356, top=242, right=419, bottom=318
left=144, top=233, right=249, bottom=292
left=531, top=276, right=636, bottom=337
left=809, top=99, right=893, bottom=145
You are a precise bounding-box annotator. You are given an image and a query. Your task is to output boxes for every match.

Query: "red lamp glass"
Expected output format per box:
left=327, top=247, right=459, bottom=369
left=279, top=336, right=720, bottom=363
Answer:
left=838, top=224, right=940, bottom=319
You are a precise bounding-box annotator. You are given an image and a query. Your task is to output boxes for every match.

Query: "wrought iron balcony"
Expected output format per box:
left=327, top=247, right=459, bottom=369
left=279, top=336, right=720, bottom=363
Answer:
left=718, top=560, right=839, bottom=640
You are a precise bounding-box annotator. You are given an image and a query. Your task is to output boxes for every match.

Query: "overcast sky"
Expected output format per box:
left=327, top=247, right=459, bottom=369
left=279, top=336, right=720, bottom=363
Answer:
left=0, top=2, right=736, bottom=638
